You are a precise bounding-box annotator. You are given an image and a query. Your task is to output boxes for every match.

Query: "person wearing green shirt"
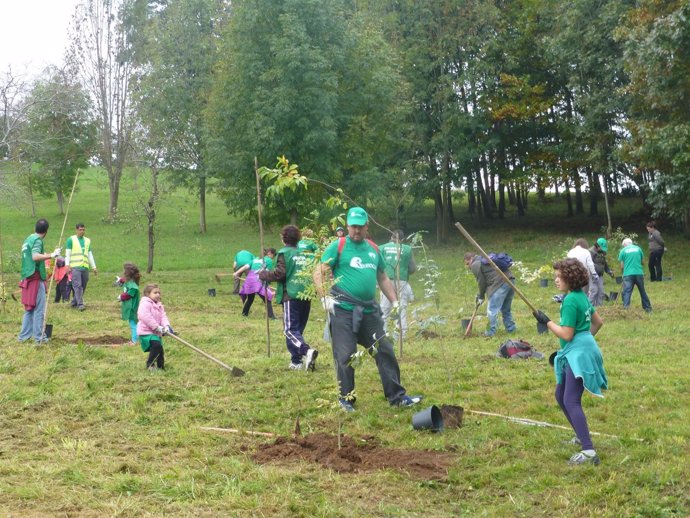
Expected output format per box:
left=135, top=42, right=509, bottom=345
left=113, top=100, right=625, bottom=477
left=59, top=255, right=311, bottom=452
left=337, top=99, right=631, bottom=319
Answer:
left=237, top=248, right=276, bottom=318
left=65, top=223, right=97, bottom=311
left=313, top=206, right=422, bottom=412
left=232, top=249, right=255, bottom=294
left=618, top=238, right=652, bottom=312
left=379, top=230, right=417, bottom=338
left=260, top=225, right=318, bottom=371
left=18, top=218, right=61, bottom=344
left=532, top=258, right=608, bottom=466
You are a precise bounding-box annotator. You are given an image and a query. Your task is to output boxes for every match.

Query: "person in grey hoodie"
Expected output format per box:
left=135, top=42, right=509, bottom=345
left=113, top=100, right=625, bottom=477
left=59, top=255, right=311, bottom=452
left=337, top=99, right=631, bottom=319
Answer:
left=646, top=222, right=665, bottom=282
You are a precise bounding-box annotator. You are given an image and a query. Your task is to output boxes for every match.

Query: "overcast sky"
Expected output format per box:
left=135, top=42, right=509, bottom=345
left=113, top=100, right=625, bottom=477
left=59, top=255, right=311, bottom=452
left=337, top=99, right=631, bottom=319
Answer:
left=0, top=0, right=81, bottom=78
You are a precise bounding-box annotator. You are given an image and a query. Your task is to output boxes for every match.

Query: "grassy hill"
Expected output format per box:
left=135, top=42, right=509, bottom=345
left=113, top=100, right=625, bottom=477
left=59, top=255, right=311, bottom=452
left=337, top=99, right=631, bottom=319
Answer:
left=0, top=169, right=688, bottom=516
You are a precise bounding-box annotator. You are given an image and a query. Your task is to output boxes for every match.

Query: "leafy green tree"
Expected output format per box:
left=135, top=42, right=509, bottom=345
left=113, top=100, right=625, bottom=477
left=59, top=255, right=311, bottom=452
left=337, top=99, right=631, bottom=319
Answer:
left=206, top=0, right=408, bottom=224
left=21, top=68, right=97, bottom=213
left=619, top=1, right=690, bottom=233
left=130, top=0, right=223, bottom=233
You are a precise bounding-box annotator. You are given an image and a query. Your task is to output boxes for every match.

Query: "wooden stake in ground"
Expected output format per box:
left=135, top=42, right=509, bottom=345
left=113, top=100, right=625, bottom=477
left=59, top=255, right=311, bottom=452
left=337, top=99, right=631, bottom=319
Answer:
left=42, top=168, right=81, bottom=337
left=167, top=332, right=245, bottom=377
left=254, top=157, right=271, bottom=358
left=454, top=222, right=538, bottom=314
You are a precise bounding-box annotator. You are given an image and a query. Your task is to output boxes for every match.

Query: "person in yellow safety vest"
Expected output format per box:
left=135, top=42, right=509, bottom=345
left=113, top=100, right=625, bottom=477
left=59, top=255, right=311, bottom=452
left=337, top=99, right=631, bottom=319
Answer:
left=65, top=223, right=98, bottom=311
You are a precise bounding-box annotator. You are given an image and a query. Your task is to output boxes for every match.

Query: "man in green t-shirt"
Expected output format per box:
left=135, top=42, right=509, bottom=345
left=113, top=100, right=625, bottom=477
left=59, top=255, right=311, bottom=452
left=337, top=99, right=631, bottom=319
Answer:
left=18, top=219, right=61, bottom=344
left=379, top=230, right=417, bottom=338
left=618, top=238, right=652, bottom=312
left=313, top=206, right=422, bottom=412
left=65, top=223, right=97, bottom=311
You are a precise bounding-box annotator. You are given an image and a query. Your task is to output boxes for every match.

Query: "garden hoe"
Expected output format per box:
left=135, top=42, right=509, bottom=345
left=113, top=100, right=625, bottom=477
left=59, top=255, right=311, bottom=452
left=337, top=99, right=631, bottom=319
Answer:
left=463, top=299, right=482, bottom=339
left=167, top=332, right=245, bottom=377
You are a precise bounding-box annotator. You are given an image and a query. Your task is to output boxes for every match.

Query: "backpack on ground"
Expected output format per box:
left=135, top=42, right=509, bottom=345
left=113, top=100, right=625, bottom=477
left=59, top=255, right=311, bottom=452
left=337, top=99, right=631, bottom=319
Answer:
left=496, top=339, right=544, bottom=360
left=480, top=252, right=513, bottom=272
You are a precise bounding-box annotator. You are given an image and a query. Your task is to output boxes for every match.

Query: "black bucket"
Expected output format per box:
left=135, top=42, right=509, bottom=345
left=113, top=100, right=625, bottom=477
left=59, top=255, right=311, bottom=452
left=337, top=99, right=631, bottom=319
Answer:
left=539, top=279, right=548, bottom=288
left=412, top=405, right=444, bottom=432
left=615, top=276, right=623, bottom=285
left=44, top=324, right=53, bottom=339
left=461, top=318, right=471, bottom=331
left=208, top=288, right=216, bottom=297
left=537, top=321, right=549, bottom=334
left=609, top=291, right=618, bottom=301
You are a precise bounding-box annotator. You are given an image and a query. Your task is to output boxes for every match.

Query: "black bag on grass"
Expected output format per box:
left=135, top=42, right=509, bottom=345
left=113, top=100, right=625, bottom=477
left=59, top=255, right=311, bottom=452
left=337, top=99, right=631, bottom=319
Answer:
left=496, top=339, right=544, bottom=360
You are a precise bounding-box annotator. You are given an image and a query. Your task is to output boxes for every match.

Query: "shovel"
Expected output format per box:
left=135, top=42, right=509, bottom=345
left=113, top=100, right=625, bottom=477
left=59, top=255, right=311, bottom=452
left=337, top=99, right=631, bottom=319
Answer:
left=167, top=332, right=245, bottom=377
left=463, top=300, right=482, bottom=339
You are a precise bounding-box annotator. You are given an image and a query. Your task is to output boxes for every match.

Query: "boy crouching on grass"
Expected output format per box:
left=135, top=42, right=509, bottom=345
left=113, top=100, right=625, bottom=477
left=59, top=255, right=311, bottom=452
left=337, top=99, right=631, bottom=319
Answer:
left=136, top=283, right=173, bottom=370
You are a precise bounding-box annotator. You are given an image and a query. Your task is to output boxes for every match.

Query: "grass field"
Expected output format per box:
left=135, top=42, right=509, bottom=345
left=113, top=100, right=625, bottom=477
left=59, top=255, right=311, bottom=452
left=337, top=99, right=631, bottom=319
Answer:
left=0, top=168, right=688, bottom=517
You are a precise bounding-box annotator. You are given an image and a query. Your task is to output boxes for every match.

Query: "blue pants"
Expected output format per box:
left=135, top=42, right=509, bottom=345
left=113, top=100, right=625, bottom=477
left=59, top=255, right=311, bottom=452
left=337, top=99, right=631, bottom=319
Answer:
left=555, top=364, right=593, bottom=450
left=486, top=282, right=516, bottom=336
left=622, top=275, right=652, bottom=311
left=128, top=319, right=138, bottom=342
left=19, top=280, right=47, bottom=343
left=283, top=299, right=311, bottom=364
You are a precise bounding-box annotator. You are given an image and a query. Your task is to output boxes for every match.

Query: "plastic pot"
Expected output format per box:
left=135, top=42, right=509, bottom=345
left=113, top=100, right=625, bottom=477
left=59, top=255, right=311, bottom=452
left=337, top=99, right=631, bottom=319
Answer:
left=208, top=288, right=216, bottom=297
left=609, top=291, right=618, bottom=301
left=539, top=279, right=549, bottom=288
left=412, top=405, right=444, bottom=432
left=44, top=324, right=53, bottom=338
left=615, top=276, right=623, bottom=285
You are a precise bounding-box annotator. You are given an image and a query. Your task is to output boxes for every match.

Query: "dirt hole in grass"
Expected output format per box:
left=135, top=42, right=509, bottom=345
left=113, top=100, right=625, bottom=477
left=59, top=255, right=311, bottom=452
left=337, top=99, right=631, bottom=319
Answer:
left=73, top=335, right=127, bottom=345
left=252, top=433, right=454, bottom=480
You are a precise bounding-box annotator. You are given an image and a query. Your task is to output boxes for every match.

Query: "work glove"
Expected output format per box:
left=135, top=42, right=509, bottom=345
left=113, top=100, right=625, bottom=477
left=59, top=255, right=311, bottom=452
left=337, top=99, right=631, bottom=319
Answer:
left=113, top=276, right=124, bottom=287
left=156, top=326, right=166, bottom=336
left=51, top=248, right=62, bottom=258
left=116, top=295, right=122, bottom=302
left=167, top=326, right=175, bottom=335
left=321, top=296, right=337, bottom=315
left=475, top=295, right=484, bottom=306
left=389, top=300, right=400, bottom=319
left=533, top=310, right=551, bottom=326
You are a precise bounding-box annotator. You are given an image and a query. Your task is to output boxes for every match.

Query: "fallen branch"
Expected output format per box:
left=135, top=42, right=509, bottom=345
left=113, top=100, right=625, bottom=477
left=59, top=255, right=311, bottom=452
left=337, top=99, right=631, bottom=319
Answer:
left=200, top=426, right=274, bottom=437
left=466, top=409, right=643, bottom=441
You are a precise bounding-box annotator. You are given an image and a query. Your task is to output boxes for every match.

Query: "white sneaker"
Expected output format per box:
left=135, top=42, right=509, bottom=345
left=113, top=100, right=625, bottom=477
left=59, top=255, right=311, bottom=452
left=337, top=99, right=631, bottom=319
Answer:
left=288, top=362, right=303, bottom=371
left=304, top=348, right=318, bottom=372
left=568, top=450, right=600, bottom=466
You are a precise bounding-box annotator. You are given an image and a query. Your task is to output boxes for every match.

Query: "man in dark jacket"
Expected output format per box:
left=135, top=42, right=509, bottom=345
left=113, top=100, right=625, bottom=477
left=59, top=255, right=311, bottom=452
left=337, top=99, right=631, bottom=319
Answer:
left=589, top=237, right=614, bottom=306
left=464, top=252, right=516, bottom=337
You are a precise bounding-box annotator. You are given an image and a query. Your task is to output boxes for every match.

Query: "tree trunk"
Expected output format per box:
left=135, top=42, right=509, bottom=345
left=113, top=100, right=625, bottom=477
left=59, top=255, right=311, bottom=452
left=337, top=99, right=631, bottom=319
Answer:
left=290, top=207, right=298, bottom=225
left=586, top=168, right=599, bottom=216
left=434, top=189, right=445, bottom=245
left=466, top=170, right=475, bottom=215
left=515, top=183, right=525, bottom=216
left=573, top=171, right=584, bottom=214
left=498, top=177, right=506, bottom=219
left=564, top=177, right=574, bottom=217
left=198, top=175, right=207, bottom=233
left=109, top=170, right=121, bottom=222
left=476, top=169, right=491, bottom=220
left=146, top=168, right=159, bottom=274
left=444, top=181, right=455, bottom=227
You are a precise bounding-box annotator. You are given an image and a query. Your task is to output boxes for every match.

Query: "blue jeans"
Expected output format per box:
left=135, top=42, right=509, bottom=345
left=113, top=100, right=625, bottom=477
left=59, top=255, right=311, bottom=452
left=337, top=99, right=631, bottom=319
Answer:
left=128, top=319, right=138, bottom=342
left=622, top=275, right=652, bottom=311
left=18, top=281, right=47, bottom=342
left=486, top=282, right=517, bottom=336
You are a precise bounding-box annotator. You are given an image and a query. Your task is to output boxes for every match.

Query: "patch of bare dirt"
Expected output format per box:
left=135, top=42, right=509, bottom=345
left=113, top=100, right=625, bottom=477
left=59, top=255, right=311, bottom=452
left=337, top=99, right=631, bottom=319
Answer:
left=71, top=335, right=127, bottom=345
left=252, top=433, right=454, bottom=480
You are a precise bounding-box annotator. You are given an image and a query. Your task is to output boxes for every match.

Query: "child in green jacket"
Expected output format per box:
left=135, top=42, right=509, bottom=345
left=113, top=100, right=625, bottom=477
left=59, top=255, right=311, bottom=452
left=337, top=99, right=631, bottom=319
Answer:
left=116, top=262, right=141, bottom=346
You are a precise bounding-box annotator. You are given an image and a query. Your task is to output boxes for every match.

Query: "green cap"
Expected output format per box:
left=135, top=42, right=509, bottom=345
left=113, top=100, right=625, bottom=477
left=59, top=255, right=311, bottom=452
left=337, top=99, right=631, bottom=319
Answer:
left=346, top=207, right=368, bottom=226
left=596, top=237, right=608, bottom=252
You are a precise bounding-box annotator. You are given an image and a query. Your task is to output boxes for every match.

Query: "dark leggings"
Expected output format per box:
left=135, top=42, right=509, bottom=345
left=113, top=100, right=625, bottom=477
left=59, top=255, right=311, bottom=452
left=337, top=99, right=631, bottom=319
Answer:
left=242, top=294, right=275, bottom=318
left=146, top=340, right=165, bottom=369
left=555, top=364, right=593, bottom=450
left=648, top=250, right=663, bottom=281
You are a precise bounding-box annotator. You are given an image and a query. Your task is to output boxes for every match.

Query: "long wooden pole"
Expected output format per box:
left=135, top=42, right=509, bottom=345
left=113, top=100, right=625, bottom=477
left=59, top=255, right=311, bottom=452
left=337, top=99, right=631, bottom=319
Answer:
left=42, top=168, right=81, bottom=336
left=454, top=222, right=538, bottom=314
left=254, top=157, right=271, bottom=357
left=167, top=332, right=245, bottom=377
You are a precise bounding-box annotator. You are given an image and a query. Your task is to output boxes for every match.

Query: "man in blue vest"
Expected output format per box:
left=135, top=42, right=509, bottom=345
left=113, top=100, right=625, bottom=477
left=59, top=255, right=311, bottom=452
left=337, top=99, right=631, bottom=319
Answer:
left=65, top=223, right=97, bottom=311
left=18, top=219, right=61, bottom=344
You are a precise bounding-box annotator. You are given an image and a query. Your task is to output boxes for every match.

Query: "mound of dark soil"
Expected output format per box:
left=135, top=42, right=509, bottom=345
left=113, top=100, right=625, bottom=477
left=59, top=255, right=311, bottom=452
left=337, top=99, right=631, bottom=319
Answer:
left=252, top=433, right=454, bottom=480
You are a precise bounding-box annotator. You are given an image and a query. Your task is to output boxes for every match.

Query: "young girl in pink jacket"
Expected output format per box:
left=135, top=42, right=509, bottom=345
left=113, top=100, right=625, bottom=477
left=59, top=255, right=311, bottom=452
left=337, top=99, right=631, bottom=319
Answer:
left=136, top=283, right=173, bottom=370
